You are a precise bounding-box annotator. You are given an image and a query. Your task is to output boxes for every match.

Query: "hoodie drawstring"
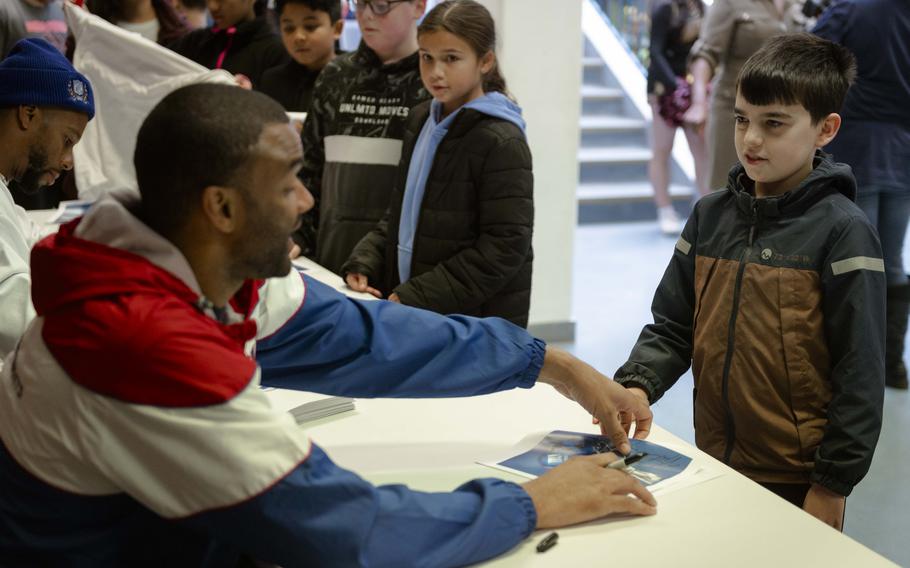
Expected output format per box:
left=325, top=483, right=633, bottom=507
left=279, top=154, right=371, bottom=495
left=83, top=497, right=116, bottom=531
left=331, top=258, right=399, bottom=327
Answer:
left=213, top=26, right=236, bottom=70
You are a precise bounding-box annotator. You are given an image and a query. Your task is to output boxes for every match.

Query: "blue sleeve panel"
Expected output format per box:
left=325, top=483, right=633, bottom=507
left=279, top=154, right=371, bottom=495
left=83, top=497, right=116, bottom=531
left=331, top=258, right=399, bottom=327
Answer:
left=256, top=275, right=546, bottom=398
left=182, top=445, right=537, bottom=568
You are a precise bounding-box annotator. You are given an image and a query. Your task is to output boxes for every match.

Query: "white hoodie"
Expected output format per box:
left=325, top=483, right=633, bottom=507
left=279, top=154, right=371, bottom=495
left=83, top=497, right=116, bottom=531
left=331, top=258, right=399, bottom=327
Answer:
left=0, top=175, right=40, bottom=356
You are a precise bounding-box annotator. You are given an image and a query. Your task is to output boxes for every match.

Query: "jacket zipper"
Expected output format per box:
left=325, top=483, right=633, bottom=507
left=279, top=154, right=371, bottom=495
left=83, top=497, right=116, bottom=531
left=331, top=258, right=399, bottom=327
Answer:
left=720, top=202, right=758, bottom=464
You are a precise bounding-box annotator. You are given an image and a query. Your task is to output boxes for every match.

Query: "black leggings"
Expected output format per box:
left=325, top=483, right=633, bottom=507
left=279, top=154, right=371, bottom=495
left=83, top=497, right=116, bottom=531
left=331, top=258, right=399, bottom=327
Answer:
left=759, top=482, right=846, bottom=530
left=760, top=482, right=811, bottom=507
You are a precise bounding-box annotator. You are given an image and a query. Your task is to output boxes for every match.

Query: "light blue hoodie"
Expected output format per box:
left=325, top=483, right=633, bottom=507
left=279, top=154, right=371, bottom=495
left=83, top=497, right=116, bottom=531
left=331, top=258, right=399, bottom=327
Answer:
left=397, top=91, right=526, bottom=283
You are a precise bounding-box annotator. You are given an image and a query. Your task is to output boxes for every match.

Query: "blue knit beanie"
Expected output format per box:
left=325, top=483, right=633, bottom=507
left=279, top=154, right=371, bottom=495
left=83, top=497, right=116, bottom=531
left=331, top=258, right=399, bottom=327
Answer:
left=0, top=38, right=95, bottom=120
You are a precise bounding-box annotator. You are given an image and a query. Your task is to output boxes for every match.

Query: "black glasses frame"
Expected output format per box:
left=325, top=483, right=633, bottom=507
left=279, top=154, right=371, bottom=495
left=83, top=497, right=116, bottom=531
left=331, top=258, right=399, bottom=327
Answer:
left=350, top=0, right=410, bottom=16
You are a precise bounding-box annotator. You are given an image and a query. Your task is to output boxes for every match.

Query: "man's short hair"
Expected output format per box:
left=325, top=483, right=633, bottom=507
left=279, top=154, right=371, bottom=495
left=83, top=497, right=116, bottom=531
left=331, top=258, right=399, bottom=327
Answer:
left=736, top=33, right=856, bottom=124
left=134, top=84, right=288, bottom=237
left=275, top=0, right=342, bottom=22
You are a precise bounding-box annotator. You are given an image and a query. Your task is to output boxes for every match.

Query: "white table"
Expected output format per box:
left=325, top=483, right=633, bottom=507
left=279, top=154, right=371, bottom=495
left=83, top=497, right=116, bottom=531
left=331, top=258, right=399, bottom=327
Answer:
left=300, top=386, right=897, bottom=567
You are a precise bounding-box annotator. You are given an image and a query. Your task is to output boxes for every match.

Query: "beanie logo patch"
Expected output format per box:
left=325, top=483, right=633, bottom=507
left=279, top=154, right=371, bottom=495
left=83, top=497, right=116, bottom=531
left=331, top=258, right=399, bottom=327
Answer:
left=67, top=79, right=89, bottom=104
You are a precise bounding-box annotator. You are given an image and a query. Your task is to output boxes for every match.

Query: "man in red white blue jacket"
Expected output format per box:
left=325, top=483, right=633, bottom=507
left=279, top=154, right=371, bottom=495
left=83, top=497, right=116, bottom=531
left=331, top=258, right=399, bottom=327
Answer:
left=0, top=84, right=656, bottom=568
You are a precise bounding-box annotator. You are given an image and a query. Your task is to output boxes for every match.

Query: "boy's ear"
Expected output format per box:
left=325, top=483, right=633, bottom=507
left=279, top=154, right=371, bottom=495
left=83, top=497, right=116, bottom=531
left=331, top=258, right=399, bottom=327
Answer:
left=413, top=0, right=427, bottom=18
left=201, top=185, right=243, bottom=235
left=815, top=112, right=842, bottom=149
left=333, top=18, right=344, bottom=40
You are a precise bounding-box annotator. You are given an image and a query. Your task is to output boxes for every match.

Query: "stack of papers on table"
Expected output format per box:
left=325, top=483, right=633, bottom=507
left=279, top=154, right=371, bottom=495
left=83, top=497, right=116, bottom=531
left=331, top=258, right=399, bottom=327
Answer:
left=479, top=430, right=720, bottom=496
left=263, top=387, right=355, bottom=424
left=49, top=200, right=94, bottom=224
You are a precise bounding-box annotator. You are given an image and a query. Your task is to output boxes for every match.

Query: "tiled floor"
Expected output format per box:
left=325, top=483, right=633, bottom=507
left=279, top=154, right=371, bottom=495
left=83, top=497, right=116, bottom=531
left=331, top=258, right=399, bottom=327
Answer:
left=561, top=221, right=910, bottom=566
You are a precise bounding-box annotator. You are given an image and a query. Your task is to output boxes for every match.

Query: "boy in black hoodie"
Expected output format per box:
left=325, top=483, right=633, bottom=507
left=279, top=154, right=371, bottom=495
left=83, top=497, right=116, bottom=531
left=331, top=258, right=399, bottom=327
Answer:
left=615, top=34, right=885, bottom=531
left=169, top=0, right=287, bottom=89
left=295, top=0, right=430, bottom=270
left=260, top=0, right=343, bottom=113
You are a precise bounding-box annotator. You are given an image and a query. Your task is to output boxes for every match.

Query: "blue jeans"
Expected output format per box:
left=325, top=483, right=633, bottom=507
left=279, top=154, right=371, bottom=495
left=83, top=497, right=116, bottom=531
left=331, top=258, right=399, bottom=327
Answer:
left=855, top=183, right=910, bottom=286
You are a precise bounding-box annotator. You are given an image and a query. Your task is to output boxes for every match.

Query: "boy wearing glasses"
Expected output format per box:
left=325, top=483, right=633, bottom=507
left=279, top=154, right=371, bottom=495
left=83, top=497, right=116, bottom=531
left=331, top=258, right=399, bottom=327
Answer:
left=294, top=0, right=430, bottom=268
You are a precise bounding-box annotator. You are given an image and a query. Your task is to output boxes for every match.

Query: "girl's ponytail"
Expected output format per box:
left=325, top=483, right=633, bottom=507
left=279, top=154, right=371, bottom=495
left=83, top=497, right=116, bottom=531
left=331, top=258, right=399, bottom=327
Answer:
left=482, top=60, right=508, bottom=95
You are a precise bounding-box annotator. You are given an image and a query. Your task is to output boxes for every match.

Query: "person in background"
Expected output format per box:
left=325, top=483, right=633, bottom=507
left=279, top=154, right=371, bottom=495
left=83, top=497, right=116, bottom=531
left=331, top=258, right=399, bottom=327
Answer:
left=684, top=0, right=801, bottom=191
left=86, top=0, right=190, bottom=45
left=0, top=38, right=94, bottom=355
left=814, top=0, right=910, bottom=390
left=646, top=0, right=708, bottom=235
left=343, top=0, right=533, bottom=327
left=14, top=0, right=68, bottom=54
left=260, top=0, right=343, bottom=112
left=171, top=0, right=208, bottom=29
left=0, top=82, right=657, bottom=568
left=169, top=0, right=287, bottom=89
left=295, top=0, right=430, bottom=269
left=4, top=0, right=75, bottom=212
left=616, top=34, right=884, bottom=531
left=0, top=3, right=28, bottom=60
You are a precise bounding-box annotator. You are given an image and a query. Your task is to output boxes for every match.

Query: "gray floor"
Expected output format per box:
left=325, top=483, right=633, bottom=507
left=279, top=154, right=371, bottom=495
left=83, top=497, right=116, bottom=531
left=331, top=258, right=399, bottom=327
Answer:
left=559, top=221, right=910, bottom=566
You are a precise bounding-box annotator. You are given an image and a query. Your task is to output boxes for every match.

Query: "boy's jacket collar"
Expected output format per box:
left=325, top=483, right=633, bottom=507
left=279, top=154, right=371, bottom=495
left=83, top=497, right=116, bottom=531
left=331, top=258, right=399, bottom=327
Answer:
left=726, top=150, right=857, bottom=219
left=353, top=41, right=419, bottom=73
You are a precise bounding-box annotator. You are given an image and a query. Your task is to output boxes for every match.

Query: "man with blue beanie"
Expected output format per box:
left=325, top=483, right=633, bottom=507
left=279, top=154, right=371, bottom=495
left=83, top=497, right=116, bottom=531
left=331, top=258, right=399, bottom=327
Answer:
left=0, top=37, right=94, bottom=356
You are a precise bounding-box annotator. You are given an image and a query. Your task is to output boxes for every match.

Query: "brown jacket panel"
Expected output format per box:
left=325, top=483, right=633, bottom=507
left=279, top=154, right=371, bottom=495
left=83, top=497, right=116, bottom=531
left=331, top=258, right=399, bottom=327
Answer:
left=692, top=256, right=831, bottom=483
left=780, top=273, right=832, bottom=474
left=691, top=256, right=735, bottom=461
left=731, top=264, right=830, bottom=482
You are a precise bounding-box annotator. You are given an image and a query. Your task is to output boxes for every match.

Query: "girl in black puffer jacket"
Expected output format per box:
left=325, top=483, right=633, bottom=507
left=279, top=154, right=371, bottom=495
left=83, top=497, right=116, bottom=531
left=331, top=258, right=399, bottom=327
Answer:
left=342, top=0, right=533, bottom=327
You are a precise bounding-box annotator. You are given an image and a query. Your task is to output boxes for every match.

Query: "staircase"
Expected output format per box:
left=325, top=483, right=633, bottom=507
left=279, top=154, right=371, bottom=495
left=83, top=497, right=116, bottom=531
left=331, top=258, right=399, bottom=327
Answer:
left=578, top=38, right=695, bottom=224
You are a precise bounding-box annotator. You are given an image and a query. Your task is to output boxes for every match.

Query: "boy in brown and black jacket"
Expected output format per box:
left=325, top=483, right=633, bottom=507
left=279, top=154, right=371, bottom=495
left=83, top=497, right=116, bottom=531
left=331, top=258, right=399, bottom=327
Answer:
left=616, top=33, right=885, bottom=531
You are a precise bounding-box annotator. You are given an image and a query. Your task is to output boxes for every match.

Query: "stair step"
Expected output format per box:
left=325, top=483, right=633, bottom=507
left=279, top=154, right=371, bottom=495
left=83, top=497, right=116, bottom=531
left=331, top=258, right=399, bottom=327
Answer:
left=578, top=147, right=652, bottom=164
left=580, top=115, right=647, bottom=131
left=580, top=85, right=624, bottom=100
left=582, top=57, right=617, bottom=88
left=578, top=182, right=694, bottom=203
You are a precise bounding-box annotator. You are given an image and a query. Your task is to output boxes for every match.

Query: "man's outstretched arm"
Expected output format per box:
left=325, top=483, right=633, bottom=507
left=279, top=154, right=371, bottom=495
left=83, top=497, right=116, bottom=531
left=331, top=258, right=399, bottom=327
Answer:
left=256, top=272, right=652, bottom=453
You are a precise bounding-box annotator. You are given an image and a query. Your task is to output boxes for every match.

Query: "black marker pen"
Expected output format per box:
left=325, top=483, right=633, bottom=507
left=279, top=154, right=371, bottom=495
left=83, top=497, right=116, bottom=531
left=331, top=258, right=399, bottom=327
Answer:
left=606, top=451, right=647, bottom=470
left=536, top=531, right=558, bottom=553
